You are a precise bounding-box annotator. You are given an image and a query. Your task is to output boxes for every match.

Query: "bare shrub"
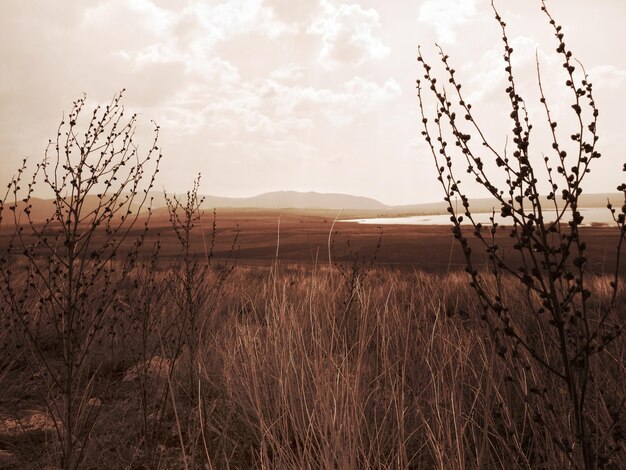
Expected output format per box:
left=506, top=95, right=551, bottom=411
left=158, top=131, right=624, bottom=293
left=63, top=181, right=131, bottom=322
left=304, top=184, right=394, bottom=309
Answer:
left=0, top=91, right=161, bottom=469
left=161, top=175, right=238, bottom=467
left=416, top=2, right=624, bottom=467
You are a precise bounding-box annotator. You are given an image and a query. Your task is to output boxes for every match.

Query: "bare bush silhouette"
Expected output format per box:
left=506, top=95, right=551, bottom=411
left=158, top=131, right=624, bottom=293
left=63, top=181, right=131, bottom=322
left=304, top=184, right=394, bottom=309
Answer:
left=417, top=1, right=624, bottom=468
left=163, top=175, right=239, bottom=467
left=0, top=91, right=161, bottom=469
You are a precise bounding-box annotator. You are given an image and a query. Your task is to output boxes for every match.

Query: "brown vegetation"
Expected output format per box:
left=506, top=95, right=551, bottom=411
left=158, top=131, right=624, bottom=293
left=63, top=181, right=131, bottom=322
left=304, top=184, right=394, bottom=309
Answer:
left=0, top=2, right=624, bottom=467
left=0, top=261, right=623, bottom=469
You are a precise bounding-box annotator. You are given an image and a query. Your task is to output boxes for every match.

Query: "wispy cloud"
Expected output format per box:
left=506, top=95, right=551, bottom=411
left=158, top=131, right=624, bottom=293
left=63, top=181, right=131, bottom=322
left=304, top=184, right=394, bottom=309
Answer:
left=418, top=0, right=477, bottom=44
left=309, top=1, right=390, bottom=66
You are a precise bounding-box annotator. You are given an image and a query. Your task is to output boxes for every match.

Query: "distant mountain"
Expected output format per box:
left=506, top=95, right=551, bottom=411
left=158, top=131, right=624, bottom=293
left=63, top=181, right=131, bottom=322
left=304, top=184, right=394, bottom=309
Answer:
left=198, top=191, right=390, bottom=211
left=146, top=191, right=389, bottom=212
left=4, top=191, right=622, bottom=222
left=4, top=191, right=389, bottom=222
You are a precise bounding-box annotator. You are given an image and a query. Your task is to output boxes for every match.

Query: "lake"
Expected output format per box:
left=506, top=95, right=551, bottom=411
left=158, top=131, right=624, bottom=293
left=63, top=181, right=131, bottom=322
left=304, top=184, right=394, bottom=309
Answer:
left=345, top=207, right=616, bottom=227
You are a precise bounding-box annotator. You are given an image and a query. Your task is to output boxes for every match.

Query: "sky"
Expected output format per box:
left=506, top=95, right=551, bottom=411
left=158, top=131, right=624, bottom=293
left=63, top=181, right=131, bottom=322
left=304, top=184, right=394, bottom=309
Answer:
left=1, top=0, right=625, bottom=205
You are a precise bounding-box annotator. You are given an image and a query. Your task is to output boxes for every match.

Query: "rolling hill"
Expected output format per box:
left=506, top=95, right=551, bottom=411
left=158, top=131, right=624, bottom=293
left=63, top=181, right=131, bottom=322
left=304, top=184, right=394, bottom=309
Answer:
left=2, top=191, right=622, bottom=223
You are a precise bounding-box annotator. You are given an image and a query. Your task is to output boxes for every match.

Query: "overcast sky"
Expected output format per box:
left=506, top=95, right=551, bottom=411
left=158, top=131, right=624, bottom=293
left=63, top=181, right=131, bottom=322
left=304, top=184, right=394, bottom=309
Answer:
left=1, top=0, right=624, bottom=205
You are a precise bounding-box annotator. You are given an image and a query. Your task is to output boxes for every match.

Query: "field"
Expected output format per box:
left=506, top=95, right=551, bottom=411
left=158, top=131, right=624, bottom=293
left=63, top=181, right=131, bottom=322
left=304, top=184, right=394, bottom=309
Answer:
left=3, top=0, right=626, bottom=467
left=0, top=210, right=624, bottom=469
left=148, top=210, right=625, bottom=272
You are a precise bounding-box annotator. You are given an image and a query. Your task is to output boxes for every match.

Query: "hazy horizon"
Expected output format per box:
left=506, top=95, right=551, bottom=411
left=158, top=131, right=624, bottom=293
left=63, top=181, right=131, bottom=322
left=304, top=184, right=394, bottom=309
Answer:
left=18, top=188, right=623, bottom=214
left=1, top=0, right=625, bottom=205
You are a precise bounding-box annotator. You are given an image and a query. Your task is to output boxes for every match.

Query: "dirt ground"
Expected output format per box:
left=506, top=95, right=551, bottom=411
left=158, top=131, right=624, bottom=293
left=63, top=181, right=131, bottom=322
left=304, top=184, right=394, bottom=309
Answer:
left=1, top=209, right=622, bottom=274
left=145, top=210, right=624, bottom=274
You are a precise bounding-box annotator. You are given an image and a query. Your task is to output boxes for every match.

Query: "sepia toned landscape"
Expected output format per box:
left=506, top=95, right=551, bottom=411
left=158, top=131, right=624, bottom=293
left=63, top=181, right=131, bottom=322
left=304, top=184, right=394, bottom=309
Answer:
left=1, top=1, right=625, bottom=469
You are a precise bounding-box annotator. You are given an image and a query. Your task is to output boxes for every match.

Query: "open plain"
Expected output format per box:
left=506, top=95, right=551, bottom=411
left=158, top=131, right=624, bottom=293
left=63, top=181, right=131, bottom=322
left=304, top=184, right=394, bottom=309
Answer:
left=0, top=209, right=624, bottom=468
left=144, top=210, right=626, bottom=274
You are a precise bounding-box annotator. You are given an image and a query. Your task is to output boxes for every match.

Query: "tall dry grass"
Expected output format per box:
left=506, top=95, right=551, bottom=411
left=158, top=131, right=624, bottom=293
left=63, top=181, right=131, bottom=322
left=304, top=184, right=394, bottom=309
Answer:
left=209, top=267, right=624, bottom=469
left=1, top=260, right=624, bottom=468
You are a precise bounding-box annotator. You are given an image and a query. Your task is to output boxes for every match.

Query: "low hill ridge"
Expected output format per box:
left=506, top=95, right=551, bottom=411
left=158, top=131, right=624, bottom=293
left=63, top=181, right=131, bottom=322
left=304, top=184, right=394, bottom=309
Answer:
left=5, top=191, right=622, bottom=222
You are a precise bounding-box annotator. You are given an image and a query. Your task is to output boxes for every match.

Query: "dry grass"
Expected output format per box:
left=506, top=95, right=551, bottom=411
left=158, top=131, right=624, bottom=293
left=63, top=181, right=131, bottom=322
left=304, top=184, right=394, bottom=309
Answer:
left=1, top=263, right=622, bottom=469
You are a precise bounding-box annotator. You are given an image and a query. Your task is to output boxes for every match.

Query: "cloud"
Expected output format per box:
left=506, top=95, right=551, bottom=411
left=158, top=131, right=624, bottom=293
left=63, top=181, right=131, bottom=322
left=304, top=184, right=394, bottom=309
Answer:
left=308, top=1, right=390, bottom=66
left=146, top=72, right=401, bottom=165
left=268, top=76, right=402, bottom=127
left=11, top=0, right=398, bottom=142
left=189, top=0, right=290, bottom=41
left=464, top=35, right=544, bottom=103
left=165, top=74, right=401, bottom=145
left=83, top=0, right=293, bottom=75
left=268, top=65, right=305, bottom=83
left=418, top=0, right=477, bottom=44
left=588, top=65, right=626, bottom=89
left=265, top=0, right=322, bottom=26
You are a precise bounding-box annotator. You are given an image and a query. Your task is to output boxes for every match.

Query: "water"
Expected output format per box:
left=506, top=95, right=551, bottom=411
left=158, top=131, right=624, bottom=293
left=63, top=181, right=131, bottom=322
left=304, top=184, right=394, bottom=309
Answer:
left=345, top=207, right=616, bottom=227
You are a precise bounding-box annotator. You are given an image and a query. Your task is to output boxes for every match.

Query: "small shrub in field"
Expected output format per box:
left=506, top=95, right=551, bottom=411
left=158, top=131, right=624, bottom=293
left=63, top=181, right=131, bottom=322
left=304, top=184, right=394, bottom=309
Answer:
left=417, top=1, right=624, bottom=468
left=0, top=91, right=161, bottom=469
